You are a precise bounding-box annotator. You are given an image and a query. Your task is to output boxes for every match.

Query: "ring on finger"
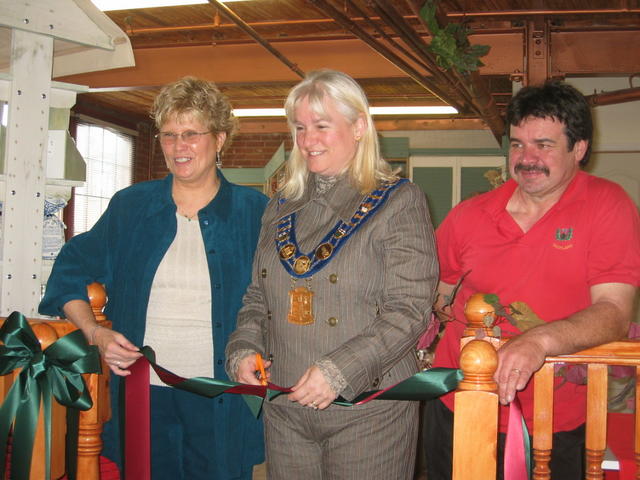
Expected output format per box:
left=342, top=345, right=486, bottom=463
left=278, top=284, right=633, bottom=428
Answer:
left=511, top=368, right=521, bottom=375
left=309, top=402, right=318, bottom=410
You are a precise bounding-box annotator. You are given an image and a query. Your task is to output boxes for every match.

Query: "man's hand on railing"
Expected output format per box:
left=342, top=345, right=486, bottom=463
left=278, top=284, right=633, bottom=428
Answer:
left=494, top=331, right=546, bottom=405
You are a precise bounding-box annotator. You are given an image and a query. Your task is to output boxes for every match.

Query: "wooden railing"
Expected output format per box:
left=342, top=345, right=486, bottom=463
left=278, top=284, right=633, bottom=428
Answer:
left=452, top=294, right=640, bottom=480
left=0, top=282, right=111, bottom=480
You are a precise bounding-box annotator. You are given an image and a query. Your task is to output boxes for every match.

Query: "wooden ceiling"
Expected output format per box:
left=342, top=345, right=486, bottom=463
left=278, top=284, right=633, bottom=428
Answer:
left=57, top=0, right=640, bottom=138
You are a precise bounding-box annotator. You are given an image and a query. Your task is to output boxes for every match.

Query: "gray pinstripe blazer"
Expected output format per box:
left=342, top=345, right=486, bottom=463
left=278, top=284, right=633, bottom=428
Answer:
left=227, top=174, right=438, bottom=406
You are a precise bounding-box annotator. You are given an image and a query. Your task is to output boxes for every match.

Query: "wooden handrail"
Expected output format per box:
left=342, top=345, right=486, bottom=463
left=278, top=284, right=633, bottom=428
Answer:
left=453, top=293, right=640, bottom=480
left=0, top=282, right=111, bottom=480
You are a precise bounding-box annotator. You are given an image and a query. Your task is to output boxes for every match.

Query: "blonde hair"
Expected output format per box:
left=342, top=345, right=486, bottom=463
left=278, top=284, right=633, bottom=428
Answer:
left=282, top=69, right=397, bottom=200
left=151, top=76, right=238, bottom=153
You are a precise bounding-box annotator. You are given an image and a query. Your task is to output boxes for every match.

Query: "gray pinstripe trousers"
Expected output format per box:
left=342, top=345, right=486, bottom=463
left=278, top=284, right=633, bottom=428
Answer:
left=263, top=400, right=419, bottom=479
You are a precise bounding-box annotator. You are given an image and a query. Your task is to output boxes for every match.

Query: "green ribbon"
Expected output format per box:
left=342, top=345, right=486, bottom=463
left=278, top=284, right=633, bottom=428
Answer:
left=139, top=346, right=462, bottom=416
left=0, top=311, right=101, bottom=480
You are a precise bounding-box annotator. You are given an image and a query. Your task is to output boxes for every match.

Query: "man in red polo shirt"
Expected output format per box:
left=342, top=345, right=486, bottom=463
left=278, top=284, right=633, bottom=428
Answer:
left=424, top=81, right=640, bottom=480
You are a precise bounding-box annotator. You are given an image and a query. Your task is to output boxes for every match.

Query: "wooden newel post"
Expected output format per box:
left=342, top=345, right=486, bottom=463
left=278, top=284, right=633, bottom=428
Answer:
left=76, top=282, right=111, bottom=480
left=452, top=339, right=499, bottom=480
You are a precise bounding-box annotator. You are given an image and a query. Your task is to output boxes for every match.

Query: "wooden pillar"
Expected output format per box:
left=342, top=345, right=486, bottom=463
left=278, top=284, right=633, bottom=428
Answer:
left=585, top=364, right=608, bottom=480
left=532, top=363, right=554, bottom=480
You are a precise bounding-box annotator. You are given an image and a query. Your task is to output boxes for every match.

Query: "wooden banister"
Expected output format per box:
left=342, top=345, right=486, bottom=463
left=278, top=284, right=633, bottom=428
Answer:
left=0, top=282, right=111, bottom=480
left=452, top=293, right=640, bottom=480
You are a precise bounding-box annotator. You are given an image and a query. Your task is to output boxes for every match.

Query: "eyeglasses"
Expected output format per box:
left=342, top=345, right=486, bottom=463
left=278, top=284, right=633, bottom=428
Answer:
left=155, top=130, right=212, bottom=145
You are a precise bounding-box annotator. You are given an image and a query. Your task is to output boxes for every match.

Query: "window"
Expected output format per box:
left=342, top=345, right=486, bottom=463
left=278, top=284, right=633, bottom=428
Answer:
left=410, top=156, right=506, bottom=227
left=73, top=121, right=134, bottom=235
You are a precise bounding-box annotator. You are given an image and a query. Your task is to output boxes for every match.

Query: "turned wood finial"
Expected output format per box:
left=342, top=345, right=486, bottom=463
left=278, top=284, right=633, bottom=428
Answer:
left=87, top=283, right=107, bottom=322
left=30, top=322, right=59, bottom=350
left=463, top=292, right=496, bottom=337
left=458, top=339, right=498, bottom=392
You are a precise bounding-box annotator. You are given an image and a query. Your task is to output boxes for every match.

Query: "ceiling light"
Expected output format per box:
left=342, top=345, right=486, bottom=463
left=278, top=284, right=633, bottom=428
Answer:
left=90, top=0, right=244, bottom=11
left=370, top=106, right=458, bottom=115
left=232, top=106, right=458, bottom=117
left=233, top=108, right=286, bottom=117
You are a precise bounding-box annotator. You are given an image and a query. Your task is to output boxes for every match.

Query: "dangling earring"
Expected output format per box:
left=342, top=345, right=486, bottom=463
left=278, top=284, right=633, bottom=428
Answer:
left=216, top=151, right=222, bottom=168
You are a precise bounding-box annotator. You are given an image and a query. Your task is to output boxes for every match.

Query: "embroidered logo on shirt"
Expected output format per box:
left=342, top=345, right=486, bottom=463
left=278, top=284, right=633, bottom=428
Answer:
left=553, top=227, right=574, bottom=250
left=555, top=228, right=573, bottom=241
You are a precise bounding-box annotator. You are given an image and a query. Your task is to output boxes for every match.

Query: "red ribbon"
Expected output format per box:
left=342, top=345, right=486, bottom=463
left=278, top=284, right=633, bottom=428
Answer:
left=125, top=357, right=151, bottom=480
left=504, top=396, right=530, bottom=480
left=122, top=350, right=461, bottom=478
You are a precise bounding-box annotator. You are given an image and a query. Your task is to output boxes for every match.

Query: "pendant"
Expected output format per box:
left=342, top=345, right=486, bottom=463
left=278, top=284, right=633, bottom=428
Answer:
left=288, top=286, right=315, bottom=325
left=293, top=255, right=311, bottom=275
left=315, top=243, right=333, bottom=260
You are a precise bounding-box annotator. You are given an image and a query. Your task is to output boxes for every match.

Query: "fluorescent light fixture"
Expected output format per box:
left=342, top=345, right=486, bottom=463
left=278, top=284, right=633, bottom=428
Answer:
left=233, top=106, right=458, bottom=117
left=233, top=108, right=286, bottom=117
left=91, top=0, right=244, bottom=11
left=370, top=106, right=458, bottom=115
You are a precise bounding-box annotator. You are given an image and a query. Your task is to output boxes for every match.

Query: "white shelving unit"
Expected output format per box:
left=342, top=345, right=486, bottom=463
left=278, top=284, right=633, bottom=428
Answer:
left=0, top=0, right=134, bottom=317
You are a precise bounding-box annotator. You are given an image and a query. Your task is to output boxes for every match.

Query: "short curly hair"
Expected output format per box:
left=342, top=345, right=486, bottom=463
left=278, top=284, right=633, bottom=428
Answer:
left=507, top=81, right=593, bottom=166
left=151, top=76, right=238, bottom=152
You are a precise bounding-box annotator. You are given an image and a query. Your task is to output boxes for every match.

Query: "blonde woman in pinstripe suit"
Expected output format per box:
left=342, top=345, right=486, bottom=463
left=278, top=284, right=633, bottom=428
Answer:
left=226, top=70, right=438, bottom=479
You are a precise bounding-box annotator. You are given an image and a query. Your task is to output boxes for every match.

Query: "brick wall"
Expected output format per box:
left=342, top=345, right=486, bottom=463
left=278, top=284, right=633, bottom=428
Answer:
left=148, top=131, right=292, bottom=178
left=224, top=133, right=292, bottom=169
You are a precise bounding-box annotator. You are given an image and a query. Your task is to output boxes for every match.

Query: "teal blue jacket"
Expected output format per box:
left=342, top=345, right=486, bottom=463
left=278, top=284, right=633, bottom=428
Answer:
left=39, top=172, right=267, bottom=476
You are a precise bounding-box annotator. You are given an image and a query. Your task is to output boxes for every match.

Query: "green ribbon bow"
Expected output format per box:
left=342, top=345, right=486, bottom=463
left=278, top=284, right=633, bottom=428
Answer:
left=0, top=312, right=102, bottom=480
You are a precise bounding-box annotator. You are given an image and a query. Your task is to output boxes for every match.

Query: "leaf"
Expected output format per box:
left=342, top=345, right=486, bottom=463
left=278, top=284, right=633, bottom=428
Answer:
left=509, top=301, right=545, bottom=332
left=420, top=1, right=491, bottom=74
left=483, top=293, right=500, bottom=306
left=419, top=0, right=441, bottom=34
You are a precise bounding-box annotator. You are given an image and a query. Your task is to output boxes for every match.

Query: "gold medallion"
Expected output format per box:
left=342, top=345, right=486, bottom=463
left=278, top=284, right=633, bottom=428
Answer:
left=279, top=244, right=296, bottom=260
left=293, top=255, right=311, bottom=274
left=315, top=243, right=333, bottom=260
left=288, top=286, right=314, bottom=325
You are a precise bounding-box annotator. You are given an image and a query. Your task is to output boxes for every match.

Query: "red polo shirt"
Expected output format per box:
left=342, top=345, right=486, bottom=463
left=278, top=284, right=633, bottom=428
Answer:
left=434, top=171, right=640, bottom=432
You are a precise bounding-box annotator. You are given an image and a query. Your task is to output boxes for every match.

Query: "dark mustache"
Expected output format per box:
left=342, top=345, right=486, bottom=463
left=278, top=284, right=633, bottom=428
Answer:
left=514, top=164, right=550, bottom=176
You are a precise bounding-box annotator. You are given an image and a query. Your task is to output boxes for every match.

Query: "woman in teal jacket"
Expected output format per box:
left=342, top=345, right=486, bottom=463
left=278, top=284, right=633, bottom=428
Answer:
left=39, top=77, right=267, bottom=480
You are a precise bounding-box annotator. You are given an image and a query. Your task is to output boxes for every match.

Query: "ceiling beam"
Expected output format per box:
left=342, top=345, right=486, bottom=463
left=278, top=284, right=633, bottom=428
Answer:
left=525, top=19, right=551, bottom=85
left=237, top=117, right=488, bottom=134
left=307, top=0, right=465, bottom=110
left=56, top=31, right=640, bottom=91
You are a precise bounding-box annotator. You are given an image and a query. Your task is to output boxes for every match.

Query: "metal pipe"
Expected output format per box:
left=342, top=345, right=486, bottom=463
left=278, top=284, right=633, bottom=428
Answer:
left=585, top=86, right=640, bottom=107
left=122, top=15, right=419, bottom=36
left=447, top=8, right=640, bottom=18
left=206, top=0, right=305, bottom=79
